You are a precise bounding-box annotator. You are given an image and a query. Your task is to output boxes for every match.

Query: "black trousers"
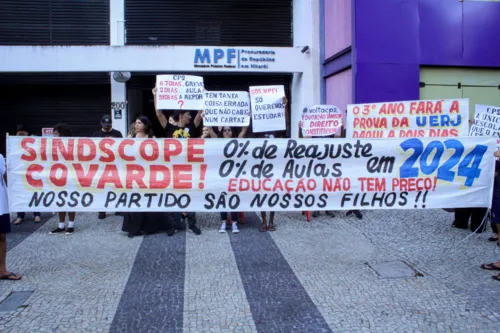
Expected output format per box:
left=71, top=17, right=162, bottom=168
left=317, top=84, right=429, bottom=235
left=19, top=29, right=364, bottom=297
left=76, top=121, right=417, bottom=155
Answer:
left=454, top=208, right=488, bottom=232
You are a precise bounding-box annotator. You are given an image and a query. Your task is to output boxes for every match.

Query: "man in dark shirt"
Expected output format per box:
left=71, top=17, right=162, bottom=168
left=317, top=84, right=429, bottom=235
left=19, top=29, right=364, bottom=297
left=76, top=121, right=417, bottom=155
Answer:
left=92, top=115, right=123, bottom=219
left=92, top=115, right=123, bottom=138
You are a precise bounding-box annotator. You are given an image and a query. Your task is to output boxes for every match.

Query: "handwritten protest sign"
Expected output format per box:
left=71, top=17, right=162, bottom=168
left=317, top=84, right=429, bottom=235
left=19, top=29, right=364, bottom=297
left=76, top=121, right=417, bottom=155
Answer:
left=156, top=75, right=204, bottom=110
left=346, top=99, right=469, bottom=139
left=469, top=104, right=500, bottom=149
left=301, top=105, right=343, bottom=137
left=249, top=85, right=286, bottom=133
left=6, top=136, right=494, bottom=212
left=203, top=91, right=250, bottom=127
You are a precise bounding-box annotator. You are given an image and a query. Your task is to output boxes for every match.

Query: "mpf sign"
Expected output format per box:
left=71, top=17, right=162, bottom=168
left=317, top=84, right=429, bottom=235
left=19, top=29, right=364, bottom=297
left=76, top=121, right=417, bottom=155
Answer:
left=193, top=47, right=276, bottom=70
left=194, top=48, right=237, bottom=66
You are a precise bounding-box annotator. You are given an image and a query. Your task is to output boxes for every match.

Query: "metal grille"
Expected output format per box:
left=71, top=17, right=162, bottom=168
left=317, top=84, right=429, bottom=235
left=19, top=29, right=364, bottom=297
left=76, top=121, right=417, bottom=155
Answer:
left=0, top=75, right=110, bottom=155
left=0, top=0, right=110, bottom=45
left=125, top=0, right=292, bottom=46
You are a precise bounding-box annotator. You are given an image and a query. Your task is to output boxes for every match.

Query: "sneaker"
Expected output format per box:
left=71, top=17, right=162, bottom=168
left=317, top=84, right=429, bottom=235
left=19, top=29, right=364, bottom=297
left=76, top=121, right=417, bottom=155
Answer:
left=49, top=227, right=65, bottom=235
left=312, top=211, right=320, bottom=218
left=166, top=227, right=176, bottom=237
left=189, top=225, right=201, bottom=235
left=65, top=228, right=75, bottom=235
left=232, top=223, right=239, bottom=234
left=219, top=222, right=227, bottom=233
left=98, top=212, right=106, bottom=220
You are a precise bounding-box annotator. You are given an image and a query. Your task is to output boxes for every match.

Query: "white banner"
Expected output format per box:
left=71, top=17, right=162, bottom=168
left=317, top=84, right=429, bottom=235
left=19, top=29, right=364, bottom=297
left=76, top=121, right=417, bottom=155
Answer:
left=250, top=85, right=286, bottom=133
left=6, top=136, right=495, bottom=212
left=155, top=75, right=204, bottom=110
left=203, top=91, right=251, bottom=127
left=470, top=104, right=500, bottom=149
left=301, top=105, right=343, bottom=137
left=346, top=99, right=469, bottom=139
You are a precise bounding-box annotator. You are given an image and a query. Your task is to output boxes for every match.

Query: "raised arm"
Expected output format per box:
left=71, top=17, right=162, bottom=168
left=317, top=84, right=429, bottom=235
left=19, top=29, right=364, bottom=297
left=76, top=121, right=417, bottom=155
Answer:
left=238, top=126, right=248, bottom=138
left=194, top=110, right=203, bottom=128
left=152, top=87, right=168, bottom=129
left=298, top=120, right=311, bottom=139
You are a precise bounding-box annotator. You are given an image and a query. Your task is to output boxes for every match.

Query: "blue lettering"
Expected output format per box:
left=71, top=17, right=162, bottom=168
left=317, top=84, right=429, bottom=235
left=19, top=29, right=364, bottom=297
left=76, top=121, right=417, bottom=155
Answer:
left=214, top=48, right=224, bottom=63
left=227, top=48, right=236, bottom=64
left=429, top=116, right=439, bottom=127
left=451, top=115, right=462, bottom=127
left=194, top=49, right=211, bottom=64
left=416, top=117, right=427, bottom=127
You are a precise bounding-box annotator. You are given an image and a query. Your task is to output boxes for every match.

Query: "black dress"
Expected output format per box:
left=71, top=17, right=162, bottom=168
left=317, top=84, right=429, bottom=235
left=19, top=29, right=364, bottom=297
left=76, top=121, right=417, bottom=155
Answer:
left=121, top=134, right=170, bottom=236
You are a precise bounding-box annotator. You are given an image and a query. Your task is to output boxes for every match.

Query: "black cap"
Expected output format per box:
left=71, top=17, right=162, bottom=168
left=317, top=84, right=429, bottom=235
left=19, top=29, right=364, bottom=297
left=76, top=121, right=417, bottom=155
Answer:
left=101, top=115, right=112, bottom=124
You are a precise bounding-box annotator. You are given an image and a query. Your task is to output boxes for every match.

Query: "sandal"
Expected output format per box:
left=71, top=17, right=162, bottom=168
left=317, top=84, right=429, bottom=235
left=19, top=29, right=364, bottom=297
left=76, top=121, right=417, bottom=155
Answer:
left=14, top=218, right=23, bottom=225
left=480, top=263, right=500, bottom=271
left=259, top=225, right=268, bottom=232
left=268, top=224, right=276, bottom=232
left=492, top=274, right=500, bottom=281
left=0, top=272, right=22, bottom=281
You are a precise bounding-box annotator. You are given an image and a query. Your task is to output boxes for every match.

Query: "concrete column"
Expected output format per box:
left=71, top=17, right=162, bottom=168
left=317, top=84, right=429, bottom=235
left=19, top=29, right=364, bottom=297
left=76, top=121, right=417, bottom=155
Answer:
left=110, top=0, right=127, bottom=136
left=291, top=0, right=321, bottom=138
left=111, top=78, right=128, bottom=136
left=110, top=0, right=125, bottom=46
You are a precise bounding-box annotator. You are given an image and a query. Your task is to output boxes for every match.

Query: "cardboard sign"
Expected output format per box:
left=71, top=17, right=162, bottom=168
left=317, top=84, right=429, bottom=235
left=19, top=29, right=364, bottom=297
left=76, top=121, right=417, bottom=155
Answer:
left=346, top=99, right=469, bottom=138
left=6, top=136, right=495, bottom=212
left=203, top=91, right=251, bottom=127
left=469, top=104, right=500, bottom=149
left=301, top=105, right=343, bottom=137
left=42, top=128, right=54, bottom=137
left=156, top=75, right=204, bottom=110
left=249, top=85, right=286, bottom=133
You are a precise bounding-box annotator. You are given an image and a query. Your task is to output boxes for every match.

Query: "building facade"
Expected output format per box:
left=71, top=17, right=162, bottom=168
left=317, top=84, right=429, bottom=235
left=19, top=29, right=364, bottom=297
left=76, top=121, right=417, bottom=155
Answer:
left=322, top=0, right=500, bottom=115
left=0, top=0, right=322, bottom=154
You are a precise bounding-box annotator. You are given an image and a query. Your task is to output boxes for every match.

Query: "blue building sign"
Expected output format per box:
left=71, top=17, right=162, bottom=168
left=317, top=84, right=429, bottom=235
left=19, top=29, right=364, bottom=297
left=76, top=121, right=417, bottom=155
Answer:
left=194, top=48, right=276, bottom=69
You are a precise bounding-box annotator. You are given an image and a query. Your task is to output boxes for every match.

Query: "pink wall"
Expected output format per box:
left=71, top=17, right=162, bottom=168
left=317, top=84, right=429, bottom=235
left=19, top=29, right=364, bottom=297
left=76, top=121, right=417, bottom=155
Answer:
left=326, top=69, right=352, bottom=113
left=324, top=0, right=352, bottom=58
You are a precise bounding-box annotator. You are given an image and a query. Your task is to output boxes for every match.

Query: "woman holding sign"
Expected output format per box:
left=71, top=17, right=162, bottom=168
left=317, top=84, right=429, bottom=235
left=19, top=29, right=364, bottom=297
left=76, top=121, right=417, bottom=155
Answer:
left=152, top=87, right=202, bottom=236
left=122, top=116, right=163, bottom=238
left=13, top=124, right=41, bottom=225
left=216, top=125, right=249, bottom=234
left=152, top=86, right=203, bottom=139
left=49, top=124, right=78, bottom=235
left=255, top=96, right=289, bottom=232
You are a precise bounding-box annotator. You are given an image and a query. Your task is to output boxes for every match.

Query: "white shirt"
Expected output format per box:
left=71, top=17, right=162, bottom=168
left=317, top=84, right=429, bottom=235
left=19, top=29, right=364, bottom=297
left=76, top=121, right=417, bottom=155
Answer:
left=0, top=154, right=9, bottom=215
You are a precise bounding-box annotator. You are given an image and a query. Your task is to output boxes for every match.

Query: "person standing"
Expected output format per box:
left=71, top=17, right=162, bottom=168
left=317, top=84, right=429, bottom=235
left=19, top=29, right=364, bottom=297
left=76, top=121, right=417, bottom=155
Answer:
left=121, top=116, right=173, bottom=238
left=152, top=87, right=202, bottom=236
left=298, top=120, right=336, bottom=218
left=13, top=124, right=41, bottom=225
left=0, top=153, right=22, bottom=280
left=92, top=115, right=123, bottom=220
left=49, top=124, right=77, bottom=235
left=217, top=126, right=248, bottom=234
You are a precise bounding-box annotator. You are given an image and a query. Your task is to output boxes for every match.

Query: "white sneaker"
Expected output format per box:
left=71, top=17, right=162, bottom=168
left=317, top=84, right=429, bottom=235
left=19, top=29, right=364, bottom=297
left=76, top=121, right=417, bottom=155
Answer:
left=232, top=223, right=239, bottom=234
left=219, top=222, right=227, bottom=233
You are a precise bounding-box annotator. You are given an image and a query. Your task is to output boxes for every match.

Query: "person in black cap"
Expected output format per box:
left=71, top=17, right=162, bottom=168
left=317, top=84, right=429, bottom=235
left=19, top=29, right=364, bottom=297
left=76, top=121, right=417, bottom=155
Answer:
left=92, top=115, right=123, bottom=219
left=92, top=115, right=123, bottom=138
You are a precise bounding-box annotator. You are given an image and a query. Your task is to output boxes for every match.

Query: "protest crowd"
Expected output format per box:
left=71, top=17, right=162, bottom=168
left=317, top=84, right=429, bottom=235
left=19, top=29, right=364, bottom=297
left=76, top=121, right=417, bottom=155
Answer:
left=1, top=75, right=500, bottom=285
